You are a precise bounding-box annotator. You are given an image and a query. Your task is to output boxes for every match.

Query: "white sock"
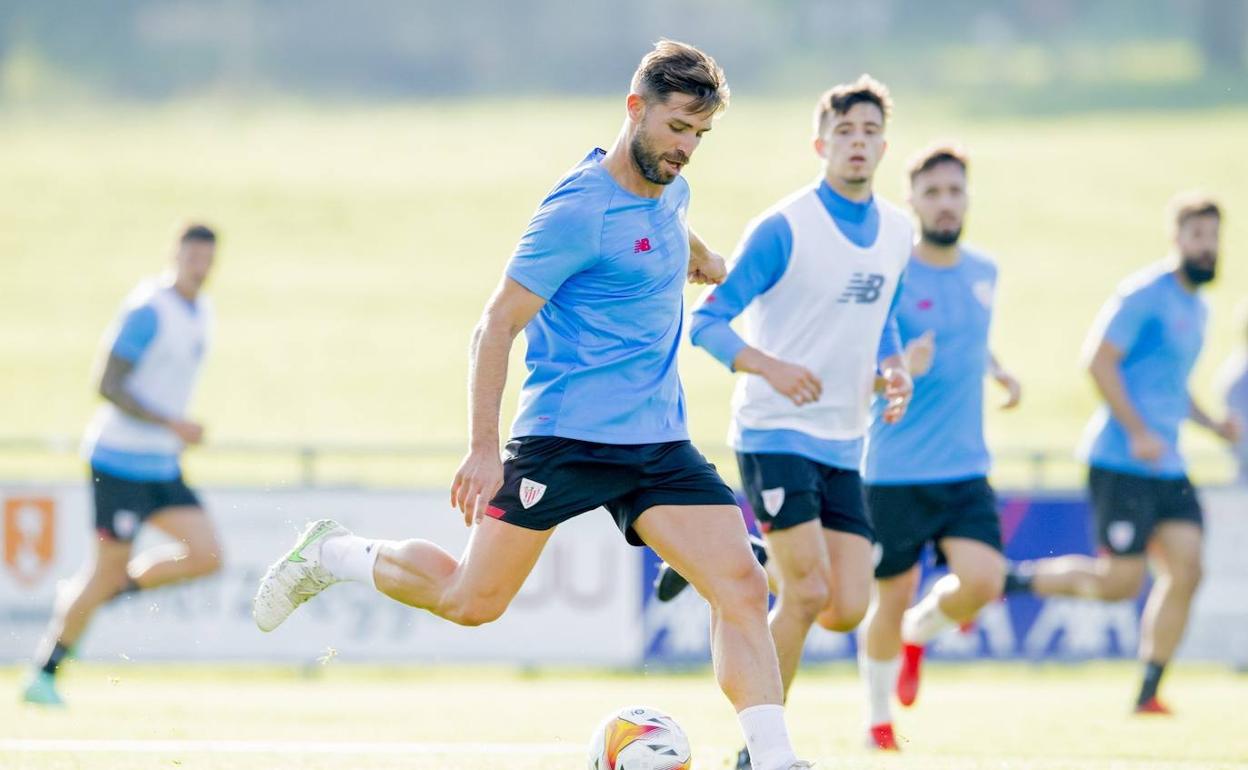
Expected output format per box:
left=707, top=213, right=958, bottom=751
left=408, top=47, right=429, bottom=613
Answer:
left=858, top=650, right=899, bottom=727
left=901, top=580, right=958, bottom=645
left=319, top=535, right=382, bottom=589
left=737, top=704, right=797, bottom=770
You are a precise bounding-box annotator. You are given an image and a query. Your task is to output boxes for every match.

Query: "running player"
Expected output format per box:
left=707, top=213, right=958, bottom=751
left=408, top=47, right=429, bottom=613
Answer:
left=251, top=41, right=811, bottom=770
left=654, top=75, right=913, bottom=770
left=1217, top=300, right=1248, bottom=482
left=1005, top=193, right=1238, bottom=714
left=22, top=224, right=222, bottom=706
left=858, top=145, right=1022, bottom=750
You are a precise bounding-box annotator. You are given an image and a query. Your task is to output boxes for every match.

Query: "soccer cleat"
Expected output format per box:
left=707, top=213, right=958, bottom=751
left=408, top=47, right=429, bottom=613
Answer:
left=252, top=519, right=349, bottom=632
left=655, top=535, right=768, bottom=602
left=734, top=746, right=751, bottom=770
left=1134, top=697, right=1173, bottom=715
left=867, top=723, right=900, bottom=751
left=896, top=643, right=924, bottom=707
left=21, top=670, right=64, bottom=707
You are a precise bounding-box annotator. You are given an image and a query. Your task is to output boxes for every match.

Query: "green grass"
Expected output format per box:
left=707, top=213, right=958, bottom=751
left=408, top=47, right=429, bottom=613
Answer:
left=4, top=662, right=1247, bottom=768
left=1, top=98, right=1246, bottom=488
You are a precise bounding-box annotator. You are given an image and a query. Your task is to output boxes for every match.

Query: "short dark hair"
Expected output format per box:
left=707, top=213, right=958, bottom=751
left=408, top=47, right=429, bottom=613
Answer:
left=814, top=74, right=893, bottom=136
left=907, top=143, right=969, bottom=185
left=179, top=223, right=216, bottom=245
left=1169, top=192, right=1221, bottom=230
left=631, top=39, right=729, bottom=115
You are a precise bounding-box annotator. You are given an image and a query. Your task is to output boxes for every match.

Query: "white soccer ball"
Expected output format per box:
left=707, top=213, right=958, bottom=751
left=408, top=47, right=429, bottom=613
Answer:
left=587, top=705, right=692, bottom=770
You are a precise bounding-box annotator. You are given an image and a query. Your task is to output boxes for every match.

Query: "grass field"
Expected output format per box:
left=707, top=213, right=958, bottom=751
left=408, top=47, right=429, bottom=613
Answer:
left=2, top=97, right=1247, bottom=487
left=4, top=662, right=1247, bottom=769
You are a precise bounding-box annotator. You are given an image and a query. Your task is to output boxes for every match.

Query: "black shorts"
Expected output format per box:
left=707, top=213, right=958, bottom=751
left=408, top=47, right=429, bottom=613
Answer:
left=486, top=437, right=736, bottom=546
left=1089, top=466, right=1203, bottom=556
left=866, top=476, right=1002, bottom=579
left=91, top=467, right=202, bottom=542
left=736, top=452, right=873, bottom=541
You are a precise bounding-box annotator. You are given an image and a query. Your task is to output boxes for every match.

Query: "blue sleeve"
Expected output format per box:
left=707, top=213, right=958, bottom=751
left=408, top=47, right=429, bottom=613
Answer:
left=876, top=270, right=905, bottom=365
left=505, top=186, right=602, bottom=300
left=110, top=304, right=158, bottom=363
left=1098, top=287, right=1152, bottom=353
left=689, top=213, right=792, bottom=370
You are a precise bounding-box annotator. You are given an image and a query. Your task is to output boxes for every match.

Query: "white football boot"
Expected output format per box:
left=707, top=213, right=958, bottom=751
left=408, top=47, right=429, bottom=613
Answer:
left=252, top=519, right=349, bottom=632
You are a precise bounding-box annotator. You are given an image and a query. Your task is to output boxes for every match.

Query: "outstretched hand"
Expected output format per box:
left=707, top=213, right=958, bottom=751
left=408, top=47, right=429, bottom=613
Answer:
left=451, top=448, right=504, bottom=526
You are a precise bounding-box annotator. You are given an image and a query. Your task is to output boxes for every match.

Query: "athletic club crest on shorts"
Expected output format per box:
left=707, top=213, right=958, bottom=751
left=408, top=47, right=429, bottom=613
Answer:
left=1107, top=520, right=1136, bottom=552
left=518, top=478, right=547, bottom=509
left=761, top=487, right=785, bottom=516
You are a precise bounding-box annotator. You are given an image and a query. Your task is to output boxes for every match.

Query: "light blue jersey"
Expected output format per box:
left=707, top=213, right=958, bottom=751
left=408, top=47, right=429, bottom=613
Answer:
left=865, top=249, right=997, bottom=484
left=1221, top=353, right=1248, bottom=481
left=690, top=180, right=906, bottom=471
left=506, top=148, right=691, bottom=444
left=1081, top=266, right=1207, bottom=478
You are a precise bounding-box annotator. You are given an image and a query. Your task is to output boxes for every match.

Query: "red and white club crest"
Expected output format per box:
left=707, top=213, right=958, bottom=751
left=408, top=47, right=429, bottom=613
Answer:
left=4, top=496, right=56, bottom=586
left=518, top=478, right=547, bottom=510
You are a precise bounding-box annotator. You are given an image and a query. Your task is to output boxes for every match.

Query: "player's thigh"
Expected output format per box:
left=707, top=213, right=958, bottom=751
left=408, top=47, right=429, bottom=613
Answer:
left=148, top=506, right=216, bottom=550
left=1098, top=554, right=1149, bottom=599
left=875, top=565, right=921, bottom=618
left=1149, top=519, right=1203, bottom=586
left=445, top=516, right=554, bottom=608
left=939, top=536, right=1005, bottom=601
left=633, top=504, right=762, bottom=602
left=821, top=528, right=874, bottom=607
left=764, top=519, right=832, bottom=599
left=93, top=535, right=133, bottom=576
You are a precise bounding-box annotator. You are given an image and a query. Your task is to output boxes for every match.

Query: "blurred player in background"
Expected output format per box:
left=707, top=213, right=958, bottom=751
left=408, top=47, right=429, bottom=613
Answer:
left=1218, top=300, right=1248, bottom=482
left=22, top=224, right=222, bottom=706
left=251, top=40, right=813, bottom=770
left=1006, top=194, right=1238, bottom=714
left=653, top=75, right=913, bottom=770
left=857, top=145, right=1021, bottom=750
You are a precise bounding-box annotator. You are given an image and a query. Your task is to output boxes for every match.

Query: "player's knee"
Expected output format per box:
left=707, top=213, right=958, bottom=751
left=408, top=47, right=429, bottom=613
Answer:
left=192, top=546, right=224, bottom=577
left=781, top=573, right=830, bottom=621
left=815, top=591, right=867, bottom=633
left=707, top=560, right=770, bottom=620
left=444, top=598, right=507, bottom=627
left=962, top=567, right=1004, bottom=607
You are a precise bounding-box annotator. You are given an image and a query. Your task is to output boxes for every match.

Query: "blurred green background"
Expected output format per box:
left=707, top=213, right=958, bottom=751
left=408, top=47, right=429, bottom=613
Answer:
left=1, top=1, right=1245, bottom=489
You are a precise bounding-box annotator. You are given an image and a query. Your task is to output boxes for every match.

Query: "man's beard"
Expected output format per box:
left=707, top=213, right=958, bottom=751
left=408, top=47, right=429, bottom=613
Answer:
left=1181, top=251, right=1217, bottom=285
left=630, top=131, right=686, bottom=186
left=921, top=225, right=962, bottom=247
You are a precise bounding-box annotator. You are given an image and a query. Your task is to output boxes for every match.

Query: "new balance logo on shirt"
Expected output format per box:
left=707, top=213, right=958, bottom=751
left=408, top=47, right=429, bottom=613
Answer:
left=633, top=238, right=652, bottom=253
left=838, top=272, right=886, bottom=304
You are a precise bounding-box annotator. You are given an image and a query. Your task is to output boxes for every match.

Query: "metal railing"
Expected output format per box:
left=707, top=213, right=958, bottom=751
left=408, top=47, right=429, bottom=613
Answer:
left=0, top=435, right=1237, bottom=490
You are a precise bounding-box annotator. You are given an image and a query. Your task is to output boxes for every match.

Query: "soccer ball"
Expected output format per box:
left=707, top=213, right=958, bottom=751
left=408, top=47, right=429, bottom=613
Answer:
left=588, top=705, right=692, bottom=770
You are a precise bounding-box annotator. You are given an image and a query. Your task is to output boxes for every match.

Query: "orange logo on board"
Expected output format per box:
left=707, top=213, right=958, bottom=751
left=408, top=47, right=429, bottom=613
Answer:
left=3, top=497, right=56, bottom=585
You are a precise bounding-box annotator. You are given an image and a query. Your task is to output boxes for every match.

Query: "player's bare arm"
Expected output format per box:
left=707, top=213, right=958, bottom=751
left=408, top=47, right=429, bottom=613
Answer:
left=1088, top=339, right=1163, bottom=462
left=451, top=277, right=546, bottom=524
left=688, top=227, right=727, bottom=285
left=878, top=353, right=913, bottom=424
left=732, top=346, right=822, bottom=407
left=989, top=351, right=1022, bottom=409
left=98, top=353, right=203, bottom=444
left=1189, top=396, right=1240, bottom=443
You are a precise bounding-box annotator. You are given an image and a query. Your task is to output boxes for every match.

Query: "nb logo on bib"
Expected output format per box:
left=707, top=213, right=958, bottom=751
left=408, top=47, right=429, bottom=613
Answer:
left=838, top=272, right=886, bottom=304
